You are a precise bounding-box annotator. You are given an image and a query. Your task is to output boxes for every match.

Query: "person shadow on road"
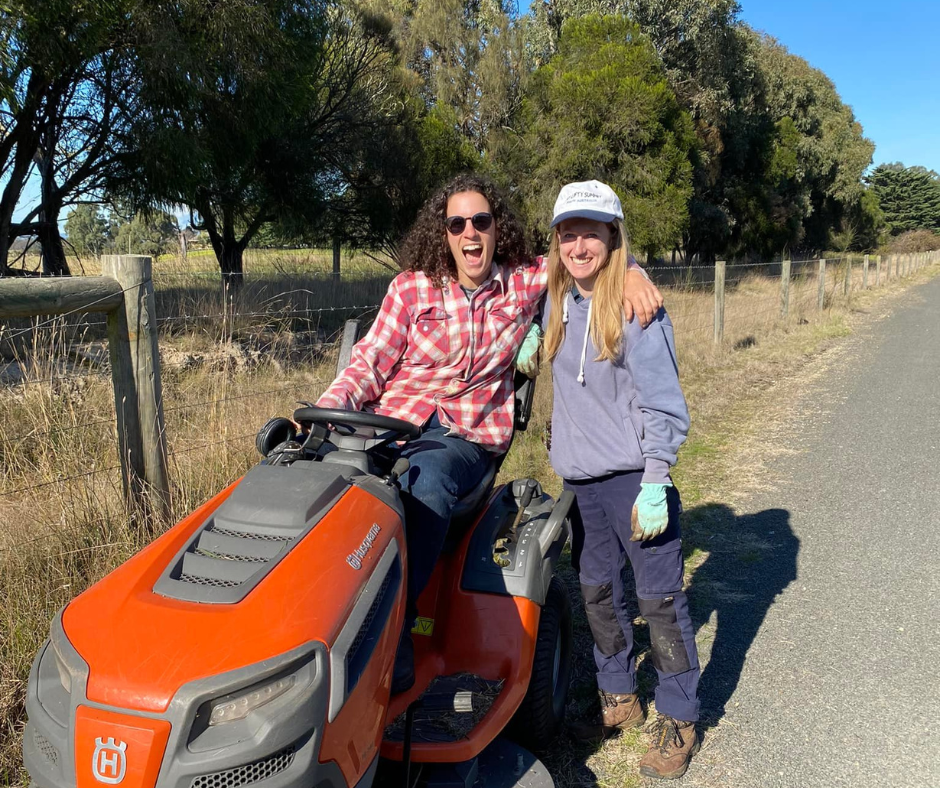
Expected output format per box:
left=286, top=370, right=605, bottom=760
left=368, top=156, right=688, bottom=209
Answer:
left=680, top=503, right=799, bottom=729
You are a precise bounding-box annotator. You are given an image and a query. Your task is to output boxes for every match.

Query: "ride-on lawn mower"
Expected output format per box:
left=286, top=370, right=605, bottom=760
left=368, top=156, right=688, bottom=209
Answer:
left=22, top=322, right=575, bottom=788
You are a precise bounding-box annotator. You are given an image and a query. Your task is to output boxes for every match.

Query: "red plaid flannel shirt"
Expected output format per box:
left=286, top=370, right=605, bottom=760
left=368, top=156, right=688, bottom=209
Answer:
left=316, top=260, right=547, bottom=452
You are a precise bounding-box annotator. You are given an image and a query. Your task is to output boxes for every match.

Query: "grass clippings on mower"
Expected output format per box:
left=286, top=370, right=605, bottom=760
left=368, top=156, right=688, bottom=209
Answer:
left=384, top=673, right=505, bottom=743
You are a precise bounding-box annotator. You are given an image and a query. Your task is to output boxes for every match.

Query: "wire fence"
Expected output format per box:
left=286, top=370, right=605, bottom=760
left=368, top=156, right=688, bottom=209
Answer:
left=1, top=250, right=937, bottom=526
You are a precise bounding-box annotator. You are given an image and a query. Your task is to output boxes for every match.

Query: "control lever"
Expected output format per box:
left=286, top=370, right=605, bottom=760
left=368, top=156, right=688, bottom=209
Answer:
left=387, top=457, right=410, bottom=486
left=493, top=479, right=541, bottom=567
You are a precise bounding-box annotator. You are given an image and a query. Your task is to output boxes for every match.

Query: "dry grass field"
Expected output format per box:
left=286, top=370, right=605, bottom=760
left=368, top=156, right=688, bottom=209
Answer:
left=1, top=249, right=936, bottom=786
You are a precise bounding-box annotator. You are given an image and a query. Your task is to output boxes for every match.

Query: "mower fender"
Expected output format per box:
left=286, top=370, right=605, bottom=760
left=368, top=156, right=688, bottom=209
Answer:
left=461, top=484, right=573, bottom=605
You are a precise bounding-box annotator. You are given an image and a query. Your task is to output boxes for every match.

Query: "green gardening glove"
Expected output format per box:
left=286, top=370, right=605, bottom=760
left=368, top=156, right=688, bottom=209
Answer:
left=515, top=322, right=542, bottom=378
left=630, top=482, right=672, bottom=542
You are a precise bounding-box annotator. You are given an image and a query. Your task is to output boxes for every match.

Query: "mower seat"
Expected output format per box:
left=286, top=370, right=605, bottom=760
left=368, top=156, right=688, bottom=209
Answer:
left=451, top=463, right=497, bottom=522
left=446, top=369, right=532, bottom=537
left=443, top=462, right=497, bottom=552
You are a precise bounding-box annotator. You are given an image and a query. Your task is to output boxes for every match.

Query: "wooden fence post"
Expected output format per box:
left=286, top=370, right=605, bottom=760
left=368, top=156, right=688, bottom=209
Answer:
left=843, top=257, right=852, bottom=298
left=875, top=255, right=881, bottom=286
left=780, top=257, right=791, bottom=319
left=101, top=255, right=170, bottom=520
left=817, top=259, right=826, bottom=310
left=863, top=254, right=869, bottom=289
left=332, top=237, right=341, bottom=279
left=714, top=260, right=726, bottom=344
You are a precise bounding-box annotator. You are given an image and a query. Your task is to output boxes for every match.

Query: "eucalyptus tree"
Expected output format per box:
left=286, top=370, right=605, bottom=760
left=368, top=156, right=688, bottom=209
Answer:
left=521, top=0, right=770, bottom=261
left=112, top=0, right=400, bottom=285
left=63, top=204, right=110, bottom=258
left=318, top=100, right=477, bottom=265
left=750, top=31, right=875, bottom=253
left=496, top=14, right=695, bottom=258
left=361, top=0, right=525, bottom=155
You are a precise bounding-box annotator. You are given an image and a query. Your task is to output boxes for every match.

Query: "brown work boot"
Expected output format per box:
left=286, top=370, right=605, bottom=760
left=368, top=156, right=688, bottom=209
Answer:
left=638, top=714, right=699, bottom=780
left=570, top=690, right=645, bottom=741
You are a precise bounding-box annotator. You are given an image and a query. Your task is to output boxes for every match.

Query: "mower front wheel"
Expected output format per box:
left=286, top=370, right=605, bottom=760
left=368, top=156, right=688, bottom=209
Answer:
left=508, top=576, right=572, bottom=752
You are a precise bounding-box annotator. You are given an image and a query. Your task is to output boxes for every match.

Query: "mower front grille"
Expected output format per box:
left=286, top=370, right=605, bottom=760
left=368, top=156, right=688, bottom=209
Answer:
left=33, top=729, right=58, bottom=765
left=190, top=746, right=295, bottom=788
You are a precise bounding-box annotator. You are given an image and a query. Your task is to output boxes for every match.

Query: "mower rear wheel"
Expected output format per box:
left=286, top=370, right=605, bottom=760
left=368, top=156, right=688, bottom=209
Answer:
left=508, top=576, right=572, bottom=752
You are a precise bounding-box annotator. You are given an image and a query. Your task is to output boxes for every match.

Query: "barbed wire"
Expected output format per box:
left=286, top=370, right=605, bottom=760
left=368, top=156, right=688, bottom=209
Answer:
left=167, top=431, right=257, bottom=458
left=5, top=365, right=113, bottom=387
left=0, top=414, right=118, bottom=448
left=0, top=464, right=122, bottom=499
left=152, top=267, right=393, bottom=281
left=156, top=303, right=382, bottom=325
left=163, top=382, right=323, bottom=415
left=1, top=430, right=260, bottom=499
left=0, top=513, right=135, bottom=556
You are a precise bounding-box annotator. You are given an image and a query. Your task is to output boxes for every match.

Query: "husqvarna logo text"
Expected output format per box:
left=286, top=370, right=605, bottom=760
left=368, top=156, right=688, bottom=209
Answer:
left=346, top=524, right=381, bottom=569
left=92, top=737, right=127, bottom=784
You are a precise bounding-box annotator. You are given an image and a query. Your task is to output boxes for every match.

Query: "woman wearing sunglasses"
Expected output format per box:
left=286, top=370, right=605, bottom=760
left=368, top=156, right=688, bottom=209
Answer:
left=316, top=173, right=661, bottom=693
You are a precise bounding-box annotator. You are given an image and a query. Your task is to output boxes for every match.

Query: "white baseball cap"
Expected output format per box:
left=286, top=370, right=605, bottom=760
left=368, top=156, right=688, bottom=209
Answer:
left=550, top=180, right=624, bottom=228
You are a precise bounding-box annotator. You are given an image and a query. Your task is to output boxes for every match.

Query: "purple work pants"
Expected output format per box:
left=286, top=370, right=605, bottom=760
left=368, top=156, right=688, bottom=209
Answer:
left=565, top=470, right=700, bottom=723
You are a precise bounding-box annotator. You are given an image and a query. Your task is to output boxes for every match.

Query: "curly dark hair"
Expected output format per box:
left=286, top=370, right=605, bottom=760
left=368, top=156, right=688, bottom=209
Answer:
left=398, top=173, right=531, bottom=286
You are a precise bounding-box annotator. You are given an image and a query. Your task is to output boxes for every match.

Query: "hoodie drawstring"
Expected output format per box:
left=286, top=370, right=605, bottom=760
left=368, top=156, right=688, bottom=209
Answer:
left=563, top=292, right=592, bottom=385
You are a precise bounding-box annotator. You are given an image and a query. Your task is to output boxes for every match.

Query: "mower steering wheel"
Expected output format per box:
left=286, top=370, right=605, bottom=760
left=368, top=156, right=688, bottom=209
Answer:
left=292, top=406, right=422, bottom=445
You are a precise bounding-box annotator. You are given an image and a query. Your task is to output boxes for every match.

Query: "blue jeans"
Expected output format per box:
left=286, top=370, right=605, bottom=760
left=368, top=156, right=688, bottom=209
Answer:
left=391, top=416, right=494, bottom=616
left=565, top=471, right=700, bottom=722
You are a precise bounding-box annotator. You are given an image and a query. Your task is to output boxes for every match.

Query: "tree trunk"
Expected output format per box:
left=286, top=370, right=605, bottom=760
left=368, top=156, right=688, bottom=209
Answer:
left=219, top=242, right=244, bottom=292
left=37, top=220, right=71, bottom=276
left=0, top=221, right=12, bottom=276
left=0, top=153, right=34, bottom=275
left=203, top=204, right=246, bottom=292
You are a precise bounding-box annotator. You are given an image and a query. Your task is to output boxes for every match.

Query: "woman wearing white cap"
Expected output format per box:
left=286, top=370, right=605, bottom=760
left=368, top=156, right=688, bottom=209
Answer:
left=538, top=180, right=700, bottom=779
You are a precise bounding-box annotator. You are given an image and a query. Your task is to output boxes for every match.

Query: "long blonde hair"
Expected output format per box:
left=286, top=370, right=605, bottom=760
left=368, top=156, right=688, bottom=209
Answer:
left=544, top=218, right=631, bottom=363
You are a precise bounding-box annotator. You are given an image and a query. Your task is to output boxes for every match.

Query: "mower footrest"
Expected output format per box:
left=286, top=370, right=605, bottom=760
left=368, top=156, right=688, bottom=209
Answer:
left=384, top=674, right=504, bottom=745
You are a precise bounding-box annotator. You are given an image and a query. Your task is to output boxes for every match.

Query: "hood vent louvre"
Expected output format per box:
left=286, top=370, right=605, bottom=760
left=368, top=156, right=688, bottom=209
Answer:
left=153, top=465, right=352, bottom=604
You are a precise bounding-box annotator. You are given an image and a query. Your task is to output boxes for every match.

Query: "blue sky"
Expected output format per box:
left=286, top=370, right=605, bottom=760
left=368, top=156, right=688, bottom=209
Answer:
left=738, top=0, right=940, bottom=173
left=14, top=0, right=939, bottom=223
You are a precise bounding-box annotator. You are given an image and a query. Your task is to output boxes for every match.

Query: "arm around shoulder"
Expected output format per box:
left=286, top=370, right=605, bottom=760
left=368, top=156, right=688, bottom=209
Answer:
left=623, top=256, right=663, bottom=327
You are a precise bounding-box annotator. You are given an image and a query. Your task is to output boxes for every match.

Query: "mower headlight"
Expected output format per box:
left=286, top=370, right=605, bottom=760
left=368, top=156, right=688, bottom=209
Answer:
left=208, top=675, right=295, bottom=725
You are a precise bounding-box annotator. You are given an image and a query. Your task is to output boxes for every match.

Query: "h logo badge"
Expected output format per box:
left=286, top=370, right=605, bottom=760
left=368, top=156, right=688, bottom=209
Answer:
left=92, top=737, right=127, bottom=784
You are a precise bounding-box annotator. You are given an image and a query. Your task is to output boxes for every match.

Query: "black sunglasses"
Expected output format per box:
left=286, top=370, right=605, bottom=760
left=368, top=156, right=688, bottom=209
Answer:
left=444, top=212, right=493, bottom=235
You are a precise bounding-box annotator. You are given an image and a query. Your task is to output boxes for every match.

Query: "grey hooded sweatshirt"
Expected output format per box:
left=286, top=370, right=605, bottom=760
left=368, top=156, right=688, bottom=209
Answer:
left=547, top=290, right=689, bottom=483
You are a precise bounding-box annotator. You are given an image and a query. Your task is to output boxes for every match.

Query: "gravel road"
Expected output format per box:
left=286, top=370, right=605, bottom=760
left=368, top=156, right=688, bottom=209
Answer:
left=675, top=275, right=940, bottom=788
